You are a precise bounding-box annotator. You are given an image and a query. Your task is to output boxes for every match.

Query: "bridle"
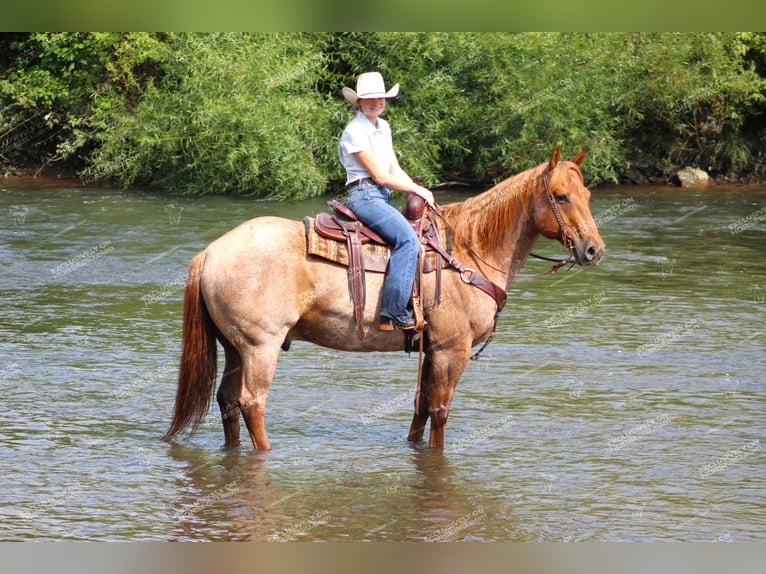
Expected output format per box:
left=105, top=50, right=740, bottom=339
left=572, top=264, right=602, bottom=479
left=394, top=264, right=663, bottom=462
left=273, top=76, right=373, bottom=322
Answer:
left=541, top=163, right=576, bottom=256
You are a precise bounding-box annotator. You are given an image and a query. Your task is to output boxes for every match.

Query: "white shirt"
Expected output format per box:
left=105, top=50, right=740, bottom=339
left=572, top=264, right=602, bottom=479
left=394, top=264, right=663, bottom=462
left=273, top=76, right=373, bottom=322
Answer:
left=338, top=111, right=394, bottom=185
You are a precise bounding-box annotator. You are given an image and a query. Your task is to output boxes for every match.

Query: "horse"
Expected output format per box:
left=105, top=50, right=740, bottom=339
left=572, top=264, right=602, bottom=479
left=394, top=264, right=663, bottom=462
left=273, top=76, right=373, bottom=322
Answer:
left=162, top=146, right=605, bottom=450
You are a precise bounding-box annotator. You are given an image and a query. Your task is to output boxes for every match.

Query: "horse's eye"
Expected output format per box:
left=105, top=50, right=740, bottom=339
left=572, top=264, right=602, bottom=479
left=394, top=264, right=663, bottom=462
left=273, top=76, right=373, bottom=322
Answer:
left=555, top=193, right=569, bottom=204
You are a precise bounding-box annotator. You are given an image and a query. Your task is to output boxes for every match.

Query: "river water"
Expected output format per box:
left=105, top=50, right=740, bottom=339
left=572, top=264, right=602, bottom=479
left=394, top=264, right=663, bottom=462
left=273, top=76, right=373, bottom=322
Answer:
left=1, top=180, right=764, bottom=542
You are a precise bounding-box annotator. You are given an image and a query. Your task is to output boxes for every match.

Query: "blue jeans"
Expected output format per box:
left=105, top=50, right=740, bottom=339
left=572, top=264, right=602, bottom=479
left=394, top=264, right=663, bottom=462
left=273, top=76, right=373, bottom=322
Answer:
left=346, top=181, right=419, bottom=324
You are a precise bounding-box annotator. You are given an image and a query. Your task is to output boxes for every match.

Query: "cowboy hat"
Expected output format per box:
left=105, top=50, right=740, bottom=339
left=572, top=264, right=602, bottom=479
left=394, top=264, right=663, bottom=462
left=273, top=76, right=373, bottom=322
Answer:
left=342, top=72, right=400, bottom=105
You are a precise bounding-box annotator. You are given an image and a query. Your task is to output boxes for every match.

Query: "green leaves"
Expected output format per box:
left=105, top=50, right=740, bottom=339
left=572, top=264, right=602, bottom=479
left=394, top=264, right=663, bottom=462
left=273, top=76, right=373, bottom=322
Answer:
left=85, top=33, right=335, bottom=197
left=2, top=32, right=765, bottom=194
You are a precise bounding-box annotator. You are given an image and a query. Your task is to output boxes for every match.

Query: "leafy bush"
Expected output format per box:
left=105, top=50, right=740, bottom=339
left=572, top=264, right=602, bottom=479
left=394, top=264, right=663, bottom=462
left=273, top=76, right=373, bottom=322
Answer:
left=0, top=33, right=120, bottom=169
left=84, top=33, right=337, bottom=198
left=609, top=32, right=764, bottom=177
left=2, top=32, right=765, bottom=195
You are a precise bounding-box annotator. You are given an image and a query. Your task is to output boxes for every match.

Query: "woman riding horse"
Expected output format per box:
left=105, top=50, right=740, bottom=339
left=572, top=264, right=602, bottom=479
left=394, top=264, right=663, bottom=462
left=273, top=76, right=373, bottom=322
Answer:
left=339, top=72, right=435, bottom=331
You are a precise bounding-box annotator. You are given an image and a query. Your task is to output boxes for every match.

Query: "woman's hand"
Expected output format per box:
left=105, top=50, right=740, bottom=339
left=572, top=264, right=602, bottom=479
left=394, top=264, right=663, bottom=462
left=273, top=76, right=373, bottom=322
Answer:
left=413, top=186, right=435, bottom=208
left=354, top=150, right=436, bottom=207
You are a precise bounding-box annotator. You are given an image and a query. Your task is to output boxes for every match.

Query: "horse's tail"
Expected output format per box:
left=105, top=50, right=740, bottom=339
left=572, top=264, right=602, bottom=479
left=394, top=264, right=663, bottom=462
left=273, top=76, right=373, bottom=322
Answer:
left=162, top=250, right=217, bottom=442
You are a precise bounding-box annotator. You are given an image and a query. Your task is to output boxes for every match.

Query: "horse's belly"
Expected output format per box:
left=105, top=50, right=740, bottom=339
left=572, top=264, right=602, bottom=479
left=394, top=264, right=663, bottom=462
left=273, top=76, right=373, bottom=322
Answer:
left=288, top=279, right=410, bottom=353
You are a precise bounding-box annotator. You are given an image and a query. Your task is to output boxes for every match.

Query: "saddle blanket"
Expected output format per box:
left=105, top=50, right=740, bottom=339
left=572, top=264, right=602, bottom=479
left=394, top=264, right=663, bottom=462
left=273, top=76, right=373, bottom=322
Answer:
left=303, top=216, right=450, bottom=274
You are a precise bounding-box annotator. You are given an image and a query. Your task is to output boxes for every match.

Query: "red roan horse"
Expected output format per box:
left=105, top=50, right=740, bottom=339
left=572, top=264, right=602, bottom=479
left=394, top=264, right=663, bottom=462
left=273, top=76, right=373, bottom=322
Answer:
left=162, top=147, right=605, bottom=449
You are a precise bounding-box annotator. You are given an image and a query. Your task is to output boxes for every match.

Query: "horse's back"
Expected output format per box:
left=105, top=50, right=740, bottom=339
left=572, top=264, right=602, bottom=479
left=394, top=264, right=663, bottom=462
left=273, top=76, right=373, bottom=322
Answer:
left=204, top=216, right=304, bottom=267
left=199, top=216, right=309, bottom=338
left=211, top=215, right=304, bottom=248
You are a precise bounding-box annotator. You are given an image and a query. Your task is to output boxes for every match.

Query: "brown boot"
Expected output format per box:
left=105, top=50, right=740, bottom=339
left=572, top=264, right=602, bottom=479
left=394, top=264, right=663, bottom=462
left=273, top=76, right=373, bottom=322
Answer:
left=379, top=317, right=417, bottom=331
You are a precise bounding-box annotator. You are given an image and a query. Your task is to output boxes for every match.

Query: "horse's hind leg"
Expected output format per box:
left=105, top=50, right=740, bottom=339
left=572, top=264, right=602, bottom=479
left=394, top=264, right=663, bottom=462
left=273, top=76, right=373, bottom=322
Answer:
left=217, top=340, right=243, bottom=447
left=407, top=353, right=432, bottom=443
left=238, top=341, right=281, bottom=451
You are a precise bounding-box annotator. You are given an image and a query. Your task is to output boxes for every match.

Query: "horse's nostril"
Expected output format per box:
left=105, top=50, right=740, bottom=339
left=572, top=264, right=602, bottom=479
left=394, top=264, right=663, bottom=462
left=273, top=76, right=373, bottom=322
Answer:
left=586, top=245, right=597, bottom=260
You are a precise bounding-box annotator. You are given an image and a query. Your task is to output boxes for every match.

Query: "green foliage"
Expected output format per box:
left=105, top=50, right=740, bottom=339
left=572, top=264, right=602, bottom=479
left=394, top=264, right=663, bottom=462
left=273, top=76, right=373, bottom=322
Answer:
left=0, top=33, right=165, bottom=169
left=2, top=32, right=765, bottom=195
left=325, top=32, right=763, bottom=186
left=609, top=33, right=763, bottom=175
left=84, top=33, right=336, bottom=197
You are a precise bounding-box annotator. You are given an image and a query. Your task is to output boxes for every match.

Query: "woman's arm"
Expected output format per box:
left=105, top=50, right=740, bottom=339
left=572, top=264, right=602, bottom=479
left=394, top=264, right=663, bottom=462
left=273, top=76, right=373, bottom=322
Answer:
left=354, top=150, right=435, bottom=206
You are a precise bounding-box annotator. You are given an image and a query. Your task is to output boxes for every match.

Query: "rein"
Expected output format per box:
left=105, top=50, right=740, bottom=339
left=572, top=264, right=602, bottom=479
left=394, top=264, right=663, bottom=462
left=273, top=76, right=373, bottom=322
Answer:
left=466, top=245, right=574, bottom=280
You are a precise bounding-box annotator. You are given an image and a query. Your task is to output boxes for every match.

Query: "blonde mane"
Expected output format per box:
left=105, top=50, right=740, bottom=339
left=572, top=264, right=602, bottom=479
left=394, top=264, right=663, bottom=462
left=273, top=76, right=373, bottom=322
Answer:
left=443, top=163, right=545, bottom=252
left=442, top=161, right=587, bottom=253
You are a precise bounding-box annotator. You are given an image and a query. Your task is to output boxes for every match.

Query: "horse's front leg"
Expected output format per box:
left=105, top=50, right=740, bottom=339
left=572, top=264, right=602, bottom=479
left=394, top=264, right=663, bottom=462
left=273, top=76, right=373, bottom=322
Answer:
left=427, top=349, right=470, bottom=448
left=407, top=353, right=432, bottom=443
left=429, top=405, right=449, bottom=448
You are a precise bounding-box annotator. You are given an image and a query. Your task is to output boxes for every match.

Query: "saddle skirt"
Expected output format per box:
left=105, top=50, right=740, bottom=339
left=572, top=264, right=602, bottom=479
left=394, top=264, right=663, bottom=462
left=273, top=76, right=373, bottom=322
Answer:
left=303, top=198, right=450, bottom=274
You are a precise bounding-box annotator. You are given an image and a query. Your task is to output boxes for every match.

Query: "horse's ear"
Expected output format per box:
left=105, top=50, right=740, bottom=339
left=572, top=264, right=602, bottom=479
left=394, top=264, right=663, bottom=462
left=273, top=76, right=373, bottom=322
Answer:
left=570, top=148, right=586, bottom=166
left=549, top=146, right=561, bottom=170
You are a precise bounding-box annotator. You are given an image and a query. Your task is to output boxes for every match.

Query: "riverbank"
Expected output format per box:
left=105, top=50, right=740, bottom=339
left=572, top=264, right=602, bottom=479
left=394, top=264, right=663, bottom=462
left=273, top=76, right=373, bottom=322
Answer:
left=3, top=161, right=765, bottom=192
left=3, top=33, right=765, bottom=198
left=2, top=162, right=82, bottom=186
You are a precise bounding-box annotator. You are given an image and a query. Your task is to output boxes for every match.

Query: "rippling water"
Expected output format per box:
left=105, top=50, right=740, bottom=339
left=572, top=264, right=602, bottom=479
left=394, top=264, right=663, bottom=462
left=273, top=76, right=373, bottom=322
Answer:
left=1, top=181, right=764, bottom=541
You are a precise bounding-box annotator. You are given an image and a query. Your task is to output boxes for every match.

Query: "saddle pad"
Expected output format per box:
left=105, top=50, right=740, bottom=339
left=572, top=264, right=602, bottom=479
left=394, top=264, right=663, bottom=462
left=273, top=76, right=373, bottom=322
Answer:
left=304, top=217, right=390, bottom=272
left=303, top=216, right=451, bottom=274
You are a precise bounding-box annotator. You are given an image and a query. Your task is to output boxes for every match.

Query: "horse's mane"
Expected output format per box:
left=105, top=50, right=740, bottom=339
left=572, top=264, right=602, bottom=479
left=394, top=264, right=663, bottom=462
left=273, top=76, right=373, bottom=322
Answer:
left=442, top=160, right=585, bottom=252
left=442, top=163, right=545, bottom=252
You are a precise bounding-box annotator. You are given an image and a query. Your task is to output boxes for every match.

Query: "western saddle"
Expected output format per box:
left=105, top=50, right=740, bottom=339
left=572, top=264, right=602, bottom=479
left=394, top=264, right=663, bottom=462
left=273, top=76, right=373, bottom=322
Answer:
left=308, top=195, right=447, bottom=340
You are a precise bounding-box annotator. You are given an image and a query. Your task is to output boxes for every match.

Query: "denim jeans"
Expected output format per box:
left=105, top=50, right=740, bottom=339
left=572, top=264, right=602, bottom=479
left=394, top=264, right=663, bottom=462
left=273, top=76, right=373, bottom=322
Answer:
left=346, top=181, right=419, bottom=323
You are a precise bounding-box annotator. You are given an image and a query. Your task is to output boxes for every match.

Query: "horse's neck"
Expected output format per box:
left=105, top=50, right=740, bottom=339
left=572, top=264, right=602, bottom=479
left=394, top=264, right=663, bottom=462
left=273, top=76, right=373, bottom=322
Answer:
left=486, top=210, right=539, bottom=288
left=466, top=169, right=542, bottom=286
left=499, top=219, right=539, bottom=280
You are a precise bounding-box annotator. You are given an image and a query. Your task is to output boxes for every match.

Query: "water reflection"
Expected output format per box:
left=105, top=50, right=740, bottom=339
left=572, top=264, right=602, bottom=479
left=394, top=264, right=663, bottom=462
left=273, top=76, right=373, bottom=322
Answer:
left=166, top=443, right=273, bottom=541
left=164, top=438, right=506, bottom=541
left=406, top=447, right=489, bottom=541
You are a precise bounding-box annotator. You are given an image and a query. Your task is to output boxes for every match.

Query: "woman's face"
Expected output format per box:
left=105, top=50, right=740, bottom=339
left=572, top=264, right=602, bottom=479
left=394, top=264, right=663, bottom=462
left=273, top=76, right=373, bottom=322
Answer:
left=358, top=97, right=386, bottom=119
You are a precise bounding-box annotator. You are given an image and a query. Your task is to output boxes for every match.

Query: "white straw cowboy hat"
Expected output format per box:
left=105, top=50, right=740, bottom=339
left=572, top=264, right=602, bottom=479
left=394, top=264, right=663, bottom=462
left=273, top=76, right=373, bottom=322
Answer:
left=342, top=72, right=400, bottom=105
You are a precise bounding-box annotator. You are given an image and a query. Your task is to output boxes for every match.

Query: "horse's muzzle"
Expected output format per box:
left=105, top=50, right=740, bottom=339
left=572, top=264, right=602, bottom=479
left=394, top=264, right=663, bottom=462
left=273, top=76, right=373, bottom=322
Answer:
left=575, top=239, right=605, bottom=266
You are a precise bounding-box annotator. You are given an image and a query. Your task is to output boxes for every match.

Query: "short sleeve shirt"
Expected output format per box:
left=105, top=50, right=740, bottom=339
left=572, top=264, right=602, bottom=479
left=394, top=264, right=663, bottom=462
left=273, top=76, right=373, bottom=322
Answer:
left=338, top=111, right=394, bottom=185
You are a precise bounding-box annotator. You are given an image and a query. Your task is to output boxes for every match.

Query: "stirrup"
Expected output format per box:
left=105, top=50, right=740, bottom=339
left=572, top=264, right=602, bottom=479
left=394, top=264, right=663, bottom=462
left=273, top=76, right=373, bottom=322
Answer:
left=411, top=294, right=426, bottom=331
